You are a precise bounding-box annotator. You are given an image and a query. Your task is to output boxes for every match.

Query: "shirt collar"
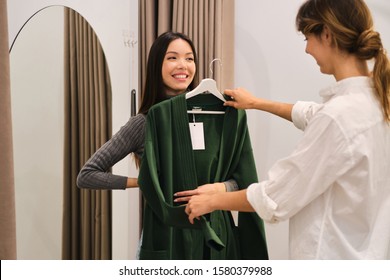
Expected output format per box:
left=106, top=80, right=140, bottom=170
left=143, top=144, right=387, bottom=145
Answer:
left=319, top=76, right=373, bottom=103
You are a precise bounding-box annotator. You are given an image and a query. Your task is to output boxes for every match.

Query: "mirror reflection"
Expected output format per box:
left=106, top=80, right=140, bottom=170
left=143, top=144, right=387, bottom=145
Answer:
left=10, top=6, right=112, bottom=260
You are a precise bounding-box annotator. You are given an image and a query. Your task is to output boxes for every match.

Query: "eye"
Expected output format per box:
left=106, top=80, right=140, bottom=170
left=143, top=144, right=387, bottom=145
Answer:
left=186, top=57, right=194, bottom=61
left=167, top=56, right=177, bottom=60
left=300, top=32, right=308, bottom=42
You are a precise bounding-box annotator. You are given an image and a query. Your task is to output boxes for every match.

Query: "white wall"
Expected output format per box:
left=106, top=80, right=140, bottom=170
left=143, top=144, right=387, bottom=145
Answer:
left=235, top=0, right=390, bottom=259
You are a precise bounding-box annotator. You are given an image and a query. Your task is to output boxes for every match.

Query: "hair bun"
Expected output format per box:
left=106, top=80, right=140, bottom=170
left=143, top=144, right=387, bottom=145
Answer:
left=354, top=29, right=382, bottom=59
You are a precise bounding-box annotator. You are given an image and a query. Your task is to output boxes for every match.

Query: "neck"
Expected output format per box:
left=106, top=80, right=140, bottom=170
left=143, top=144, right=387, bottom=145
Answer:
left=165, top=88, right=187, bottom=97
left=333, top=53, right=370, bottom=81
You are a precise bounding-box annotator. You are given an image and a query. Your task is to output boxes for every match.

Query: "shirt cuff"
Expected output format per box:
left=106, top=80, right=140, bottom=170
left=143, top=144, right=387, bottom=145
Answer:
left=246, top=182, right=278, bottom=223
left=224, top=179, right=239, bottom=192
left=292, top=101, right=322, bottom=131
left=291, top=101, right=307, bottom=131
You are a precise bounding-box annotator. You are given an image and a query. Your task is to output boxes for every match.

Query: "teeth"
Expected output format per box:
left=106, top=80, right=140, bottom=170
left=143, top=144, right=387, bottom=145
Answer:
left=174, top=75, right=187, bottom=79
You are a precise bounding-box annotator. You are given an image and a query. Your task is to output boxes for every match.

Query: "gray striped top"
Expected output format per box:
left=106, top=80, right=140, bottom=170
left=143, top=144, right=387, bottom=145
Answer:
left=77, top=114, right=146, bottom=190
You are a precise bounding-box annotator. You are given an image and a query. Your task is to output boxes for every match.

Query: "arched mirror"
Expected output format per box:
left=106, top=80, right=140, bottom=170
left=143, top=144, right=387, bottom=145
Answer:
left=10, top=5, right=112, bottom=260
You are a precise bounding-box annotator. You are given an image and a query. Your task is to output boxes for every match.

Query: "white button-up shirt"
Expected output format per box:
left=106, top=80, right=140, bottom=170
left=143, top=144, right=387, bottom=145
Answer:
left=247, top=77, right=390, bottom=259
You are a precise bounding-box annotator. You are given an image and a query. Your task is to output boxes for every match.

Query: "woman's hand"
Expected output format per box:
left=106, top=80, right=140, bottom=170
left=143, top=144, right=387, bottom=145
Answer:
left=173, top=182, right=225, bottom=203
left=185, top=193, right=217, bottom=224
left=225, top=87, right=294, bottom=121
left=185, top=189, right=254, bottom=224
left=224, top=88, right=258, bottom=109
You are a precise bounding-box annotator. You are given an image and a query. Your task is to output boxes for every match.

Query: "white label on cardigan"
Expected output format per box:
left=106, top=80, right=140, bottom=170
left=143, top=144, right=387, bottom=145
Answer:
left=189, top=122, right=205, bottom=150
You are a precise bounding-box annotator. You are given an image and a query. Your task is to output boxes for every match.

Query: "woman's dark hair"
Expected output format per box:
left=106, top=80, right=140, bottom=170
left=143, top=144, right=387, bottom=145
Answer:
left=138, top=31, right=198, bottom=115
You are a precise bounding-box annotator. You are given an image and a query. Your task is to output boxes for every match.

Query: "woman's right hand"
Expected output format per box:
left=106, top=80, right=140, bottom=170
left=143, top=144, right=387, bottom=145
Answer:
left=225, top=87, right=294, bottom=121
left=173, top=182, right=226, bottom=203
left=224, top=88, right=258, bottom=109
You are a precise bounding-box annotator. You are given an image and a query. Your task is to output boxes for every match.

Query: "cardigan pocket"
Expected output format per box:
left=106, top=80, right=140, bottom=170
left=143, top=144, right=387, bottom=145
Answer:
left=139, top=247, right=169, bottom=260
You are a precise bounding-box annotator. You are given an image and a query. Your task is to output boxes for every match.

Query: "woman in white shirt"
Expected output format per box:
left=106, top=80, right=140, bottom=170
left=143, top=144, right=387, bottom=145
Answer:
left=182, top=0, right=390, bottom=259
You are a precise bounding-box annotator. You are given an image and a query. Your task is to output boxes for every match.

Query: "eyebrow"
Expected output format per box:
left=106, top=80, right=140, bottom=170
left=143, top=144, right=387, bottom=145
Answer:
left=165, top=51, right=194, bottom=55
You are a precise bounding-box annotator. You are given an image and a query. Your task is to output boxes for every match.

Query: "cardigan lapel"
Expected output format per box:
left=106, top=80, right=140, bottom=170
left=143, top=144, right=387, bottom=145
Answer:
left=214, top=106, right=238, bottom=182
left=171, top=94, right=198, bottom=188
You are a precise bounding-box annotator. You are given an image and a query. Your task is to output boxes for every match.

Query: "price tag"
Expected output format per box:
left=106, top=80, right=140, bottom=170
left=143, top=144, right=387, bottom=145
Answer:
left=189, top=122, right=205, bottom=150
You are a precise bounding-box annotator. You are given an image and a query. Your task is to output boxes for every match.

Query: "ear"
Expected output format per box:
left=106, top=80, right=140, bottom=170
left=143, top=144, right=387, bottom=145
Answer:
left=322, top=25, right=333, bottom=46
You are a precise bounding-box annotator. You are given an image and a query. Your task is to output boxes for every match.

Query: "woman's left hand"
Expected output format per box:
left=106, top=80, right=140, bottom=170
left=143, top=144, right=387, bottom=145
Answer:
left=173, top=182, right=225, bottom=203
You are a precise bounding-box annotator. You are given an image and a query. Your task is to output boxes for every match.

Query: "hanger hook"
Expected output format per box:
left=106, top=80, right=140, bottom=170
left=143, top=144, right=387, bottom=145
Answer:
left=209, top=58, right=222, bottom=79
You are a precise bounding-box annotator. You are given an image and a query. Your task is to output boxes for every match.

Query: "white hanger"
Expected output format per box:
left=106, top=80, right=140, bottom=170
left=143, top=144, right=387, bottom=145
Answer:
left=186, top=59, right=225, bottom=114
left=186, top=78, right=226, bottom=102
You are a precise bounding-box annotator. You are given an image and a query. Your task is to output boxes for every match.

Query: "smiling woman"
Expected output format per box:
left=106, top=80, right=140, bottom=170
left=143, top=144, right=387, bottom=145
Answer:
left=161, top=39, right=196, bottom=96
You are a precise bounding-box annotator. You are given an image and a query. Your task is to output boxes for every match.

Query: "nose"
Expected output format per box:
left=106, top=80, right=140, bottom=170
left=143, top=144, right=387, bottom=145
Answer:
left=304, top=41, right=310, bottom=54
left=177, top=58, right=187, bottom=69
left=305, top=44, right=310, bottom=55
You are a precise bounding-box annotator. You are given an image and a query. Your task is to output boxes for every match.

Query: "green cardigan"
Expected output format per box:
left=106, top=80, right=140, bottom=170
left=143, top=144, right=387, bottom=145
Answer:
left=138, top=93, right=268, bottom=260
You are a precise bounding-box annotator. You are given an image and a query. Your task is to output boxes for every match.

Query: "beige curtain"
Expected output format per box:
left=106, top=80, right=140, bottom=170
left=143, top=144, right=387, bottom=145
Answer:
left=172, top=0, right=235, bottom=88
left=139, top=0, right=235, bottom=94
left=0, top=0, right=17, bottom=260
left=62, top=8, right=112, bottom=260
left=139, top=0, right=171, bottom=93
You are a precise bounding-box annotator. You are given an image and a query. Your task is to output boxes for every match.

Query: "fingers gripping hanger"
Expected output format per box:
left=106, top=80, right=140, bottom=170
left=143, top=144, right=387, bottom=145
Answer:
left=186, top=59, right=226, bottom=115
